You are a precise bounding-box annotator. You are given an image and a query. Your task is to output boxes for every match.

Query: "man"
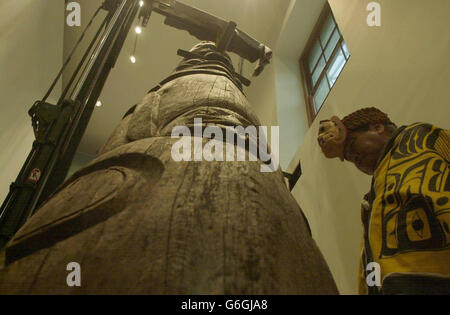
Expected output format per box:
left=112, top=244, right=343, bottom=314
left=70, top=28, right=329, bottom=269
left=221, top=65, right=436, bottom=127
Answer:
left=317, top=107, right=450, bottom=294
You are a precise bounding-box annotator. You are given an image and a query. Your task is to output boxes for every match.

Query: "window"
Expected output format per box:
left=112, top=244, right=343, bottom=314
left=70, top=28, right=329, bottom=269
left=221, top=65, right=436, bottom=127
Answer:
left=300, top=4, right=350, bottom=124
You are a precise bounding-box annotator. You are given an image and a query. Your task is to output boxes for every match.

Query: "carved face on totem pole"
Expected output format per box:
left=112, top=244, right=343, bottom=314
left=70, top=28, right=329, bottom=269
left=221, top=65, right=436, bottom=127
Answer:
left=317, top=116, right=347, bottom=161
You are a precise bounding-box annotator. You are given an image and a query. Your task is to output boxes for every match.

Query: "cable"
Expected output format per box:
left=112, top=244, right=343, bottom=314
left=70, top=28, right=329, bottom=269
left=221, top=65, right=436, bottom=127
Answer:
left=41, top=6, right=103, bottom=103
left=65, top=16, right=109, bottom=101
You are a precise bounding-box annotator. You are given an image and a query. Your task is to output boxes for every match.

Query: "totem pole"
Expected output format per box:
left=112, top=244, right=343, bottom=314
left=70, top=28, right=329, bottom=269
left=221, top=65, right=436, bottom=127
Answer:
left=0, top=42, right=338, bottom=294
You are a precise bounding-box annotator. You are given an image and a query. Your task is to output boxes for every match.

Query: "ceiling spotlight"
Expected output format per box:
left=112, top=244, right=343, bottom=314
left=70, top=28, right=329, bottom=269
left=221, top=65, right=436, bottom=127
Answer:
left=130, top=55, right=136, bottom=63
left=95, top=100, right=102, bottom=107
left=139, top=0, right=144, bottom=7
left=135, top=26, right=142, bottom=34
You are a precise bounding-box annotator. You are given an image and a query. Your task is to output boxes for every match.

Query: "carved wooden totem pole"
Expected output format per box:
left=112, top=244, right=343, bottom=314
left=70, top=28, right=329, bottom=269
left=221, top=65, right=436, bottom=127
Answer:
left=0, top=42, right=338, bottom=294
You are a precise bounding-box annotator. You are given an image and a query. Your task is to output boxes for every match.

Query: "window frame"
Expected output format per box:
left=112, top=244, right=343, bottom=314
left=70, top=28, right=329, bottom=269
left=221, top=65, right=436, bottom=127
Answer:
left=299, top=3, right=350, bottom=125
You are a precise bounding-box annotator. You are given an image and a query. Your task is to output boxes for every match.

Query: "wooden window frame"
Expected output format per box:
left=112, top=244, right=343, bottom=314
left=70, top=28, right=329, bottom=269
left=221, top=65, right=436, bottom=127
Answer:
left=299, top=3, right=350, bottom=125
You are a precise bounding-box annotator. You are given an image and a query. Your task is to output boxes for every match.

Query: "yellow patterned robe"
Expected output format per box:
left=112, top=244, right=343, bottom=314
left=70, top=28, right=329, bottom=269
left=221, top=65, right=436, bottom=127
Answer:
left=358, top=123, right=450, bottom=294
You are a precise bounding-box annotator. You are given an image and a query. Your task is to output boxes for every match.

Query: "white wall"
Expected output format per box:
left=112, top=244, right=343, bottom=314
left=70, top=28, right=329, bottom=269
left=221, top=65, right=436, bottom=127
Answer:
left=285, top=0, right=450, bottom=294
left=245, top=62, right=279, bottom=127
left=274, top=0, right=326, bottom=169
left=0, top=1, right=64, bottom=202
left=274, top=56, right=309, bottom=169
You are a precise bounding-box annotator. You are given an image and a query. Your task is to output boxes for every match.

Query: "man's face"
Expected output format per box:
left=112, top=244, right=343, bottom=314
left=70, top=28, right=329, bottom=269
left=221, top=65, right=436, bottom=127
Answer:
left=344, top=124, right=389, bottom=175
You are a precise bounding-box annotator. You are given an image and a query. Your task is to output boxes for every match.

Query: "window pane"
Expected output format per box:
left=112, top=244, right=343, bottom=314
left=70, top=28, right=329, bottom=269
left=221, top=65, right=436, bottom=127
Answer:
left=313, top=77, right=330, bottom=113
left=308, top=40, right=322, bottom=72
left=320, top=14, right=336, bottom=47
left=342, top=41, right=350, bottom=59
left=327, top=49, right=346, bottom=87
left=324, top=29, right=340, bottom=61
left=312, top=56, right=326, bottom=86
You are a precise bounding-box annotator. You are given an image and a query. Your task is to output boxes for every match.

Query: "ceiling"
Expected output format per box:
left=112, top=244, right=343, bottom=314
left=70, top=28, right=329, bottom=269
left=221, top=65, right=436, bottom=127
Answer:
left=63, top=0, right=292, bottom=156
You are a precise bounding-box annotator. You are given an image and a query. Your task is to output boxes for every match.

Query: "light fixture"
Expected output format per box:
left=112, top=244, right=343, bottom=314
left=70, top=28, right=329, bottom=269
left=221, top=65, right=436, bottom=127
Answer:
left=139, top=0, right=144, bottom=7
left=135, top=26, right=142, bottom=34
left=130, top=55, right=136, bottom=63
left=95, top=100, right=102, bottom=107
